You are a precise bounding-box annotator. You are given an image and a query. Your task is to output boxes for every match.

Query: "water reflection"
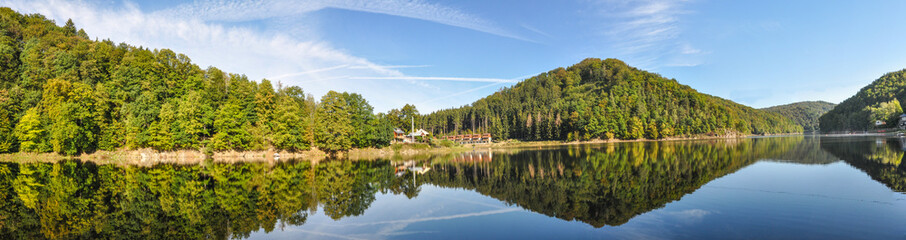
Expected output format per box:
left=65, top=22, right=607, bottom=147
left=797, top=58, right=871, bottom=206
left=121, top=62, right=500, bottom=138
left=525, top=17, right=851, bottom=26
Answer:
left=0, top=160, right=394, bottom=239
left=820, top=136, right=906, bottom=192
left=422, top=137, right=806, bottom=227
left=1, top=136, right=905, bottom=239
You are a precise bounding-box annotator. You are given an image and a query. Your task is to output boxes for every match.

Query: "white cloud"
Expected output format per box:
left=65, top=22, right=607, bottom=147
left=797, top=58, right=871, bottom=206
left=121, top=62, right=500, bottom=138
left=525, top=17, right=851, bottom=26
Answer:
left=594, top=0, right=702, bottom=69
left=340, top=208, right=521, bottom=226
left=162, top=0, right=529, bottom=42
left=350, top=76, right=517, bottom=83
left=5, top=0, right=520, bottom=112
left=679, top=43, right=702, bottom=54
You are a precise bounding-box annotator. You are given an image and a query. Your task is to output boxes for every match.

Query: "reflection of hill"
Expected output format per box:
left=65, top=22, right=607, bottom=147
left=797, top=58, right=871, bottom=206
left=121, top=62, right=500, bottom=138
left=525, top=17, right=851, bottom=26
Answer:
left=762, top=136, right=840, bottom=165
left=0, top=136, right=866, bottom=238
left=421, top=137, right=796, bottom=227
left=820, top=137, right=906, bottom=192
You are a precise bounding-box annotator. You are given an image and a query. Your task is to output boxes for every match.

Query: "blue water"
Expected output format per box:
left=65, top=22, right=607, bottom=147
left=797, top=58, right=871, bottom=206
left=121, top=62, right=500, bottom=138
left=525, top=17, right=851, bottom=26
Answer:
left=2, top=136, right=905, bottom=239
left=255, top=161, right=906, bottom=240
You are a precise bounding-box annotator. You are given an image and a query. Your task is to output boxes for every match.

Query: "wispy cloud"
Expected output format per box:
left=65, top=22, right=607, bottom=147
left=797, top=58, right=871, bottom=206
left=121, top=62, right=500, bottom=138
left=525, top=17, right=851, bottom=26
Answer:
left=594, top=0, right=703, bottom=68
left=350, top=76, right=518, bottom=83
left=5, top=0, right=519, bottom=112
left=340, top=208, right=521, bottom=226
left=521, top=24, right=552, bottom=38
left=421, top=73, right=537, bottom=105
left=162, top=0, right=530, bottom=42
left=267, top=64, right=350, bottom=80
left=348, top=64, right=432, bottom=69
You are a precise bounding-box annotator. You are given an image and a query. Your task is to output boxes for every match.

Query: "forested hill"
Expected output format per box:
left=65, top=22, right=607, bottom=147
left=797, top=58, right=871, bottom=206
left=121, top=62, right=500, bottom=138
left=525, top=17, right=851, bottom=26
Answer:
left=819, top=69, right=906, bottom=132
left=0, top=8, right=395, bottom=155
left=762, top=101, right=836, bottom=132
left=422, top=58, right=803, bottom=140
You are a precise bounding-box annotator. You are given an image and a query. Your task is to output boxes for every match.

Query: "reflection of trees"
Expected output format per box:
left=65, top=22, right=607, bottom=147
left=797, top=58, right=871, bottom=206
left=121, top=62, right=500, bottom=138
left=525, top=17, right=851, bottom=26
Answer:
left=0, top=159, right=394, bottom=239
left=820, top=137, right=906, bottom=192
left=421, top=138, right=796, bottom=227
left=763, top=136, right=840, bottom=165
left=0, top=136, right=864, bottom=237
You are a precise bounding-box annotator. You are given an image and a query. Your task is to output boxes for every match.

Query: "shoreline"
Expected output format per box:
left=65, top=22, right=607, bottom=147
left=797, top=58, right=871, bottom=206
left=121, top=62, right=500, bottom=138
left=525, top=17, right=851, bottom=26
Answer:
left=0, top=133, right=807, bottom=165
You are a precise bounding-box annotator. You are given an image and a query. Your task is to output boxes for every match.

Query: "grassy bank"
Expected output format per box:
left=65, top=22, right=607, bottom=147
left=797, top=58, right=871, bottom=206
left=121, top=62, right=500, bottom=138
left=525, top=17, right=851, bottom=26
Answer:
left=0, top=133, right=786, bottom=165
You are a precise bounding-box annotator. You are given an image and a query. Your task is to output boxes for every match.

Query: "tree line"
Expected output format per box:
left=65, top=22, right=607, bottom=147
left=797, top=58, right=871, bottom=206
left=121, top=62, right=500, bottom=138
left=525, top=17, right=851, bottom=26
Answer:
left=761, top=101, right=836, bottom=133
left=819, top=69, right=906, bottom=132
left=0, top=8, right=394, bottom=155
left=0, top=8, right=806, bottom=156
left=416, top=58, right=802, bottom=141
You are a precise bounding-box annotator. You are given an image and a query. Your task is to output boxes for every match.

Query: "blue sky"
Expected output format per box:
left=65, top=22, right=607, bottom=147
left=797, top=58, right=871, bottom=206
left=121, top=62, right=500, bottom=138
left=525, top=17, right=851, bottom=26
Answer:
left=7, top=0, right=906, bottom=113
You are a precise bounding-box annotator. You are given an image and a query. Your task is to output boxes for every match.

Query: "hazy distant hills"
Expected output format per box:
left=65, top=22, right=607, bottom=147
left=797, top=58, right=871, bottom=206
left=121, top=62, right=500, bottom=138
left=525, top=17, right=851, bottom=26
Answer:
left=762, top=101, right=836, bottom=132
left=819, top=69, right=906, bottom=132
left=422, top=58, right=802, bottom=140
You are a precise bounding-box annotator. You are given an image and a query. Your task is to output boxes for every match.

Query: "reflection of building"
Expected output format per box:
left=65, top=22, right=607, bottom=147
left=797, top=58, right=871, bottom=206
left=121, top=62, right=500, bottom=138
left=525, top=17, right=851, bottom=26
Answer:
left=451, top=151, right=493, bottom=163
left=393, top=160, right=431, bottom=177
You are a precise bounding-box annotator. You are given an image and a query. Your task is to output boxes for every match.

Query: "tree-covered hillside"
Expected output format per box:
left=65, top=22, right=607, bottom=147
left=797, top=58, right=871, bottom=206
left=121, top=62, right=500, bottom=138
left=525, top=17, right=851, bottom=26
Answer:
left=0, top=8, right=392, bottom=155
left=762, top=101, right=836, bottom=132
left=421, top=58, right=802, bottom=141
left=819, top=69, right=906, bottom=132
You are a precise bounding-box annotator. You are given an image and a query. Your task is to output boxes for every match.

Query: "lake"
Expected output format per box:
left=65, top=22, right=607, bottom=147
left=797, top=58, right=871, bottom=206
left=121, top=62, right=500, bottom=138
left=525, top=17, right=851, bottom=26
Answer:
left=1, top=136, right=904, bottom=239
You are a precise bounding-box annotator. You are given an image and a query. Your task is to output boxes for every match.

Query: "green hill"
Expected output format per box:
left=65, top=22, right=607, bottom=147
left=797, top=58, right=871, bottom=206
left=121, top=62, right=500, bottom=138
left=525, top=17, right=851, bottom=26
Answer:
left=422, top=58, right=802, bottom=140
left=819, top=69, right=906, bottom=132
left=762, top=101, right=836, bottom=132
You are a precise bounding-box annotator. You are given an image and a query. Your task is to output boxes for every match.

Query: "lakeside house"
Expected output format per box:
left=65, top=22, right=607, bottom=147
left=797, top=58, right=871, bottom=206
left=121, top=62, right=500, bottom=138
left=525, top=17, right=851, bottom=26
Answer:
left=405, top=129, right=430, bottom=143
left=393, top=128, right=407, bottom=142
left=394, top=128, right=430, bottom=143
left=408, top=129, right=430, bottom=138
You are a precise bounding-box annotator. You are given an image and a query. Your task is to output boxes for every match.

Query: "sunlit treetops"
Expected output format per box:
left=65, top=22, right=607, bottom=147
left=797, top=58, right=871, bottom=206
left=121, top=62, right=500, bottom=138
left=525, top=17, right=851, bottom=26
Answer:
left=820, top=69, right=906, bottom=132
left=419, top=58, right=803, bottom=141
left=0, top=8, right=392, bottom=155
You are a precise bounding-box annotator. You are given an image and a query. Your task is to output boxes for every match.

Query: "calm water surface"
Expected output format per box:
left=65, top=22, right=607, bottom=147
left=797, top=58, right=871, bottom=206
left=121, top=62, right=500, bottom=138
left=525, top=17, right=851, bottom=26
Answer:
left=1, top=136, right=905, bottom=239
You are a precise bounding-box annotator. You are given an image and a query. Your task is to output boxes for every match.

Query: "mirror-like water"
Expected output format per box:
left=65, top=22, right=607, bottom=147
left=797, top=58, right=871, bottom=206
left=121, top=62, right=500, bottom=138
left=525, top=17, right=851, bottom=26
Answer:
left=1, top=136, right=904, bottom=239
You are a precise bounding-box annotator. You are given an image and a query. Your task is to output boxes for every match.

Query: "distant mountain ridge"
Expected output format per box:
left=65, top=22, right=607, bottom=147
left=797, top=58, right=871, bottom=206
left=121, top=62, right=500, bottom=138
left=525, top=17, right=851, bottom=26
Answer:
left=820, top=69, right=906, bottom=132
left=421, top=58, right=803, bottom=140
left=762, top=101, right=836, bottom=132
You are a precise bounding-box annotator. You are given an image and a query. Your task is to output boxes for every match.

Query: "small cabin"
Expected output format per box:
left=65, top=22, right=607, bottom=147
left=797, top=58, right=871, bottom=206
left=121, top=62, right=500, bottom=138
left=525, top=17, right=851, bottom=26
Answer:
left=408, top=129, right=430, bottom=137
left=393, top=128, right=407, bottom=141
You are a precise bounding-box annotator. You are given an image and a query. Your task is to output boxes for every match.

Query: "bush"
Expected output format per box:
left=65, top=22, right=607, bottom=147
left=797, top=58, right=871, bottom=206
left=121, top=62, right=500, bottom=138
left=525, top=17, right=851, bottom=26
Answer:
left=439, top=139, right=456, bottom=148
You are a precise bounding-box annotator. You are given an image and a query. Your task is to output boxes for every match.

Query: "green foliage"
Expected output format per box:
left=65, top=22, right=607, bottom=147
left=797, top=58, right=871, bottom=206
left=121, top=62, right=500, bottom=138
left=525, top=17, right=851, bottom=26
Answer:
left=866, top=99, right=902, bottom=128
left=762, top=101, right=836, bottom=132
left=272, top=87, right=310, bottom=151
left=13, top=108, right=43, bottom=152
left=820, top=69, right=906, bottom=132
left=0, top=91, right=14, bottom=152
left=423, top=58, right=802, bottom=141
left=0, top=9, right=391, bottom=154
left=316, top=91, right=353, bottom=153
left=1, top=136, right=895, bottom=236
left=211, top=102, right=251, bottom=151
left=0, top=8, right=810, bottom=155
left=0, top=159, right=393, bottom=238
left=41, top=79, right=97, bottom=155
